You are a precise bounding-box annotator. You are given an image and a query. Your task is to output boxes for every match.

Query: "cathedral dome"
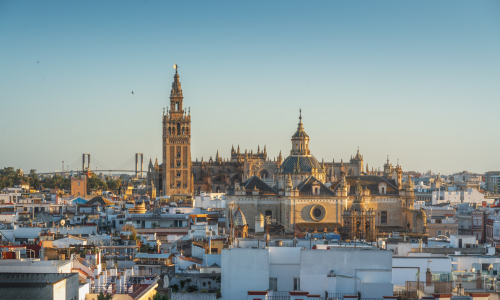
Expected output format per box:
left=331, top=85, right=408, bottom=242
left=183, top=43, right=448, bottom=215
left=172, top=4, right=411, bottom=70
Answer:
left=280, top=155, right=324, bottom=174
left=280, top=110, right=323, bottom=175
left=233, top=207, right=247, bottom=226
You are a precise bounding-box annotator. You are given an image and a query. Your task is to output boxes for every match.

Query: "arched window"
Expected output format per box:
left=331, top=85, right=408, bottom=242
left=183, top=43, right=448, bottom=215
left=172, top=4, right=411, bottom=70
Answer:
left=182, top=127, right=185, bottom=135
left=177, top=123, right=181, bottom=135
left=265, top=210, right=272, bottom=218
left=381, top=211, right=388, bottom=224
left=215, top=186, right=221, bottom=193
left=197, top=186, right=201, bottom=194
left=260, top=169, right=269, bottom=179
left=168, top=127, right=171, bottom=135
left=176, top=171, right=181, bottom=177
left=175, top=102, right=179, bottom=110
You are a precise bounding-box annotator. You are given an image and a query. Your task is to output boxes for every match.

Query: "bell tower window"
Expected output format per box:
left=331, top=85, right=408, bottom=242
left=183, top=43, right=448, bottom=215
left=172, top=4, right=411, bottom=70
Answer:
left=177, top=123, right=181, bottom=135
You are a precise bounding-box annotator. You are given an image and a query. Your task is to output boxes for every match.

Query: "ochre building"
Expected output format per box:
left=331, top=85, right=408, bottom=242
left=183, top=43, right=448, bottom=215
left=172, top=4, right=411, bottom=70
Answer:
left=147, top=68, right=426, bottom=240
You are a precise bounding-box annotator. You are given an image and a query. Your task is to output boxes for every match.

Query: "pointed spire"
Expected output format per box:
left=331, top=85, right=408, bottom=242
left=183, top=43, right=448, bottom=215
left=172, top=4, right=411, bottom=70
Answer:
left=232, top=144, right=235, bottom=152
left=170, top=64, right=183, bottom=97
left=237, top=144, right=240, bottom=154
left=264, top=145, right=267, bottom=153
left=257, top=145, right=260, bottom=153
left=216, top=150, right=219, bottom=160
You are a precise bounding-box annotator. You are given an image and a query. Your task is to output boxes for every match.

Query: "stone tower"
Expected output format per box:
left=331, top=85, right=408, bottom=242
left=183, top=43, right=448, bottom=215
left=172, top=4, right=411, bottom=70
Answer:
left=162, top=65, right=192, bottom=196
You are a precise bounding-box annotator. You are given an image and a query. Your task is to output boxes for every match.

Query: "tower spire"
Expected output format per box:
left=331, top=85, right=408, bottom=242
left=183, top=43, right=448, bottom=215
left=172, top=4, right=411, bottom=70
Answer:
left=170, top=64, right=183, bottom=98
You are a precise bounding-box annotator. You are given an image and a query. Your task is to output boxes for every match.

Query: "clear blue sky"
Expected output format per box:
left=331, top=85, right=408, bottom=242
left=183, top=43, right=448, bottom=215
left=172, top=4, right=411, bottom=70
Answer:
left=1, top=0, right=499, bottom=174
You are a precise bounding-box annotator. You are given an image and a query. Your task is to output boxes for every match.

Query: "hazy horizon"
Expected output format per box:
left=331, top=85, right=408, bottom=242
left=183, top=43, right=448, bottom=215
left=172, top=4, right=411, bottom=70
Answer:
left=1, top=1, right=499, bottom=175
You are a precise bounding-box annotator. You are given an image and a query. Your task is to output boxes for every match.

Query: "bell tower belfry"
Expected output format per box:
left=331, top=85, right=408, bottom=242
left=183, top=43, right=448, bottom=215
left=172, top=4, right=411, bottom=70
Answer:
left=162, top=64, right=192, bottom=196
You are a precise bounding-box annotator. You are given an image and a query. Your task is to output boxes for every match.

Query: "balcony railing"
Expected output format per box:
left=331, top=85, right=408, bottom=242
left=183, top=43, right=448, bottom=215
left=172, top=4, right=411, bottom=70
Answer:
left=134, top=260, right=170, bottom=265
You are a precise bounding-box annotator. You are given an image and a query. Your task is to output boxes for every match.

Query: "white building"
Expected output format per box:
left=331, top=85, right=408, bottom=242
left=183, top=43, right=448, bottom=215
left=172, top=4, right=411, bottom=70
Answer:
left=432, top=188, right=485, bottom=205
left=450, top=234, right=477, bottom=248
left=449, top=254, right=500, bottom=272
left=194, top=192, right=226, bottom=209
left=0, top=259, right=73, bottom=273
left=221, top=247, right=393, bottom=300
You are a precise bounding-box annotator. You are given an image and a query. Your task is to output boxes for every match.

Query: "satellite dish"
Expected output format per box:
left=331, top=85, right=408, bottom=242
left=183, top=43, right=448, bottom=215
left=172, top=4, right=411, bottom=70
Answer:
left=60, top=220, right=66, bottom=226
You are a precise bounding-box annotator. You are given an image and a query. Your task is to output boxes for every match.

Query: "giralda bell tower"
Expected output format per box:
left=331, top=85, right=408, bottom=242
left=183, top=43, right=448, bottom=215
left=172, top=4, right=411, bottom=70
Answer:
left=162, top=64, right=192, bottom=196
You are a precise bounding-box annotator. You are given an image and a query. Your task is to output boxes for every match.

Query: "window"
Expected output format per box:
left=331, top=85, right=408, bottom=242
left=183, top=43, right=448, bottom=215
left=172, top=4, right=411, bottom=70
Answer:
left=176, top=160, right=181, bottom=167
left=269, top=278, right=277, bottom=291
left=293, top=278, right=300, bottom=291
left=313, top=208, right=322, bottom=218
left=437, top=230, right=442, bottom=236
left=381, top=211, right=387, bottom=224
left=445, top=230, right=450, bottom=237
left=78, top=182, right=80, bottom=186
left=77, top=192, right=80, bottom=195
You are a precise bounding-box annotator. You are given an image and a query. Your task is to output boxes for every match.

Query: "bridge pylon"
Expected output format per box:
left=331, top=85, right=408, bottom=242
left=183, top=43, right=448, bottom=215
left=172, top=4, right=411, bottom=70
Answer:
left=82, top=154, right=90, bottom=174
left=135, top=153, right=144, bottom=178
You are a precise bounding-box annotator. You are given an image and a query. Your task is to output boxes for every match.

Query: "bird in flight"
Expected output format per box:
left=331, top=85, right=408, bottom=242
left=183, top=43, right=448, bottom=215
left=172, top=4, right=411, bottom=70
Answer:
left=131, top=91, right=134, bottom=95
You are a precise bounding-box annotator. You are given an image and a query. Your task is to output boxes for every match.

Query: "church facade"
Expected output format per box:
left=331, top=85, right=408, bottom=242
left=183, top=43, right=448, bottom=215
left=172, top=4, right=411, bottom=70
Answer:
left=148, top=68, right=427, bottom=239
left=223, top=114, right=426, bottom=240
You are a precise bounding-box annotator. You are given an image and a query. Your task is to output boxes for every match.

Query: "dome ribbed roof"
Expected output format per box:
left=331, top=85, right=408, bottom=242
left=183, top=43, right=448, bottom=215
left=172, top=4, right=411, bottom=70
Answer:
left=280, top=155, right=324, bottom=174
left=292, top=127, right=309, bottom=138
left=233, top=207, right=247, bottom=226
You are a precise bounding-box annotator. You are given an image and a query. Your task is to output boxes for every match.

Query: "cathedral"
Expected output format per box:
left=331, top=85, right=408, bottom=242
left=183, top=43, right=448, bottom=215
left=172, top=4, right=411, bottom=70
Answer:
left=147, top=67, right=427, bottom=240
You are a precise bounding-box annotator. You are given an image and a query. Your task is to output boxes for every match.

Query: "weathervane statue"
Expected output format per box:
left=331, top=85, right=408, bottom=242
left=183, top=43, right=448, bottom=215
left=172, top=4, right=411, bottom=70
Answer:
left=173, top=63, right=178, bottom=73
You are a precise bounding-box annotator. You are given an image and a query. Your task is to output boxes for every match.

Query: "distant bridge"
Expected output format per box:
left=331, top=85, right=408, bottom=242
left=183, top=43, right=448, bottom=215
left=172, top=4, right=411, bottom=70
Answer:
left=38, top=153, right=147, bottom=176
